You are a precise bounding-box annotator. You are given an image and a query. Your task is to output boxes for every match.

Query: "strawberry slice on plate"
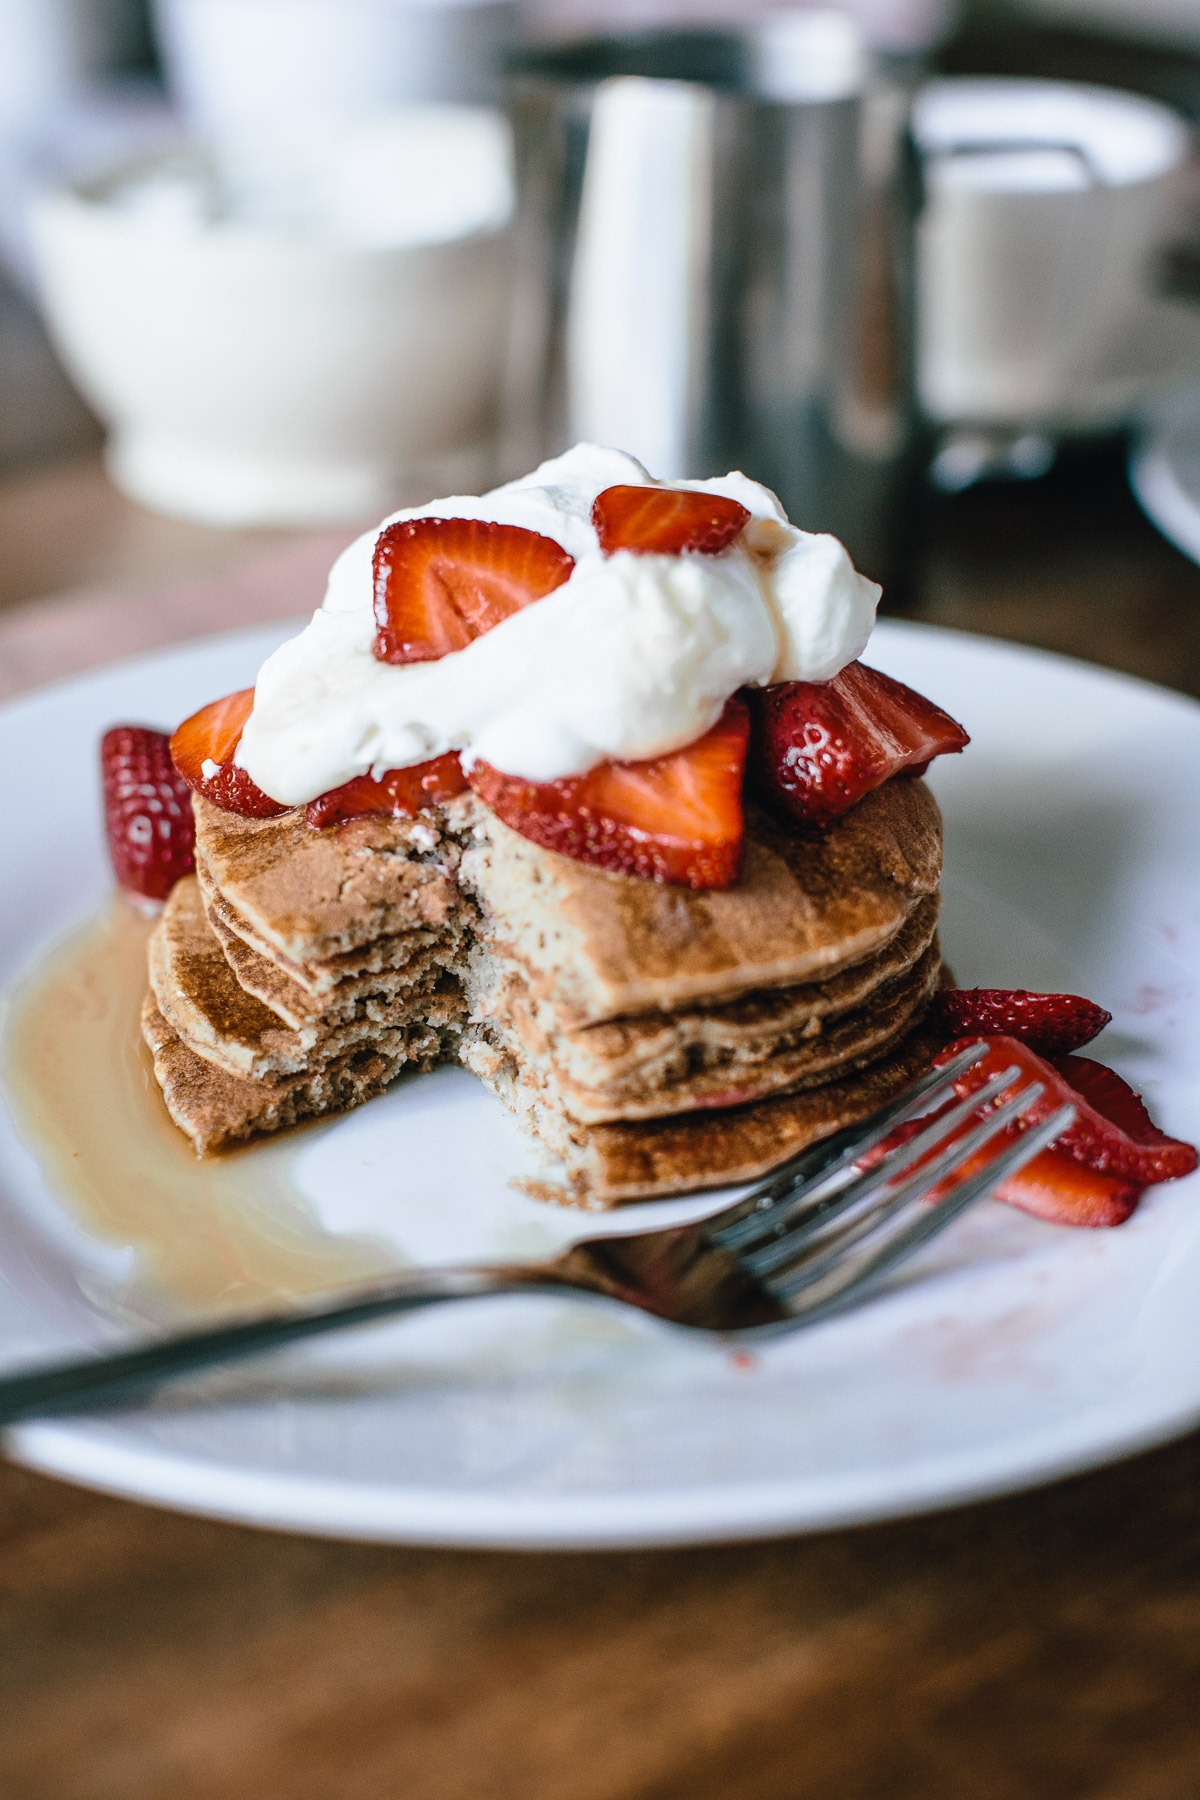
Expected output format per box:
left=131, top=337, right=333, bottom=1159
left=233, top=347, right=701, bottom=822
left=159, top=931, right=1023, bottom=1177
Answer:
left=990, top=1147, right=1143, bottom=1230
left=307, top=753, right=469, bottom=828
left=934, top=988, right=1112, bottom=1056
left=468, top=696, right=751, bottom=889
left=924, top=1035, right=1197, bottom=1226
left=869, top=1034, right=1195, bottom=1228
left=750, top=661, right=969, bottom=830
left=101, top=724, right=196, bottom=904
left=170, top=688, right=287, bottom=818
left=592, top=485, right=751, bottom=556
left=373, top=518, right=575, bottom=665
left=936, top=1036, right=1197, bottom=1186
left=1054, top=1053, right=1196, bottom=1175
left=864, top=1103, right=1142, bottom=1229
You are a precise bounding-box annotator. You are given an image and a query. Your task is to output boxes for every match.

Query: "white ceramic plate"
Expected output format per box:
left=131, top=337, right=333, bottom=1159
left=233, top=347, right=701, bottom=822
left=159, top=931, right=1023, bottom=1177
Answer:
left=1, top=619, right=1199, bottom=1548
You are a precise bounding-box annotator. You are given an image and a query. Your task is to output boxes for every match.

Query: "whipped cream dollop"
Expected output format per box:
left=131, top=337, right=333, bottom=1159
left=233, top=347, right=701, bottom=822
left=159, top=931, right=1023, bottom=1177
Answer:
left=237, top=444, right=880, bottom=806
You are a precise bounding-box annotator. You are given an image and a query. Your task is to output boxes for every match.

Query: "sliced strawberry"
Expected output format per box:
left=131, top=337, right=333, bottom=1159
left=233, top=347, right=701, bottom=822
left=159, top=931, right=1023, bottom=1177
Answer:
left=373, top=518, right=574, bottom=665
left=868, top=1035, right=1196, bottom=1229
left=934, top=1036, right=1197, bottom=1186
left=864, top=1063, right=1147, bottom=1230
left=1054, top=1054, right=1197, bottom=1177
left=934, top=988, right=1111, bottom=1056
left=750, top=661, right=969, bottom=831
left=307, top=753, right=468, bottom=828
left=993, top=1148, right=1141, bottom=1229
left=101, top=725, right=196, bottom=903
left=468, top=696, right=750, bottom=888
left=592, top=485, right=751, bottom=557
left=170, top=688, right=287, bottom=819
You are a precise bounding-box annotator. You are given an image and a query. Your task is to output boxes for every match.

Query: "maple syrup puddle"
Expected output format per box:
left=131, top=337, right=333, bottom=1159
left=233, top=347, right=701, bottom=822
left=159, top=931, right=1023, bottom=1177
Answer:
left=0, top=900, right=396, bottom=1323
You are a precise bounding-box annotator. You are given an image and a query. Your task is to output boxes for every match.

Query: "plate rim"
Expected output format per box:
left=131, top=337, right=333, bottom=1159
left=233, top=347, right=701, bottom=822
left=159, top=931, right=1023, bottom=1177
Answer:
left=9, top=1379, right=1199, bottom=1548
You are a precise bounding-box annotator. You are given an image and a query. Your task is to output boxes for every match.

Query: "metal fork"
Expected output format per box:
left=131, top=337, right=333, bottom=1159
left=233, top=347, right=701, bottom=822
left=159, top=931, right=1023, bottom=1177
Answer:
left=0, top=1045, right=1072, bottom=1425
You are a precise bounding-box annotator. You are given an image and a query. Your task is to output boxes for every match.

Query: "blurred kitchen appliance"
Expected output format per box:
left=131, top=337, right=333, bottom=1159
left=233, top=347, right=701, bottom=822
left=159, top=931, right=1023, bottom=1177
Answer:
left=913, top=78, right=1200, bottom=489
left=502, top=15, right=920, bottom=585
left=525, top=0, right=957, bottom=59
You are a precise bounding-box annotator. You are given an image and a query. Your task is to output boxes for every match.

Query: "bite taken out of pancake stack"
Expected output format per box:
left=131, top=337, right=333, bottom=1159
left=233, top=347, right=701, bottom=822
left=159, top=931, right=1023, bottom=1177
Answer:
left=144, top=776, right=947, bottom=1207
left=130, top=444, right=971, bottom=1208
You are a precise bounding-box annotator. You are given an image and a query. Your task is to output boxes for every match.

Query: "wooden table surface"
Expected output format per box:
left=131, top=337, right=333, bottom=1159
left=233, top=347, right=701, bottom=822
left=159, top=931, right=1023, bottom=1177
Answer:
left=3, top=448, right=1200, bottom=1800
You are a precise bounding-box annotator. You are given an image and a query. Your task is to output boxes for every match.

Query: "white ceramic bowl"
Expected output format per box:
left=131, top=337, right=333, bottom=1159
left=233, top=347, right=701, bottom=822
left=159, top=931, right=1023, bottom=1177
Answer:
left=28, top=120, right=514, bottom=526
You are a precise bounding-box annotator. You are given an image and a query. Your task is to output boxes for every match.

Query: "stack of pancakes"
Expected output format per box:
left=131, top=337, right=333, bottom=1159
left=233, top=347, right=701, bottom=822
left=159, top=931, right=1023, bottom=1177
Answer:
left=143, top=777, right=946, bottom=1206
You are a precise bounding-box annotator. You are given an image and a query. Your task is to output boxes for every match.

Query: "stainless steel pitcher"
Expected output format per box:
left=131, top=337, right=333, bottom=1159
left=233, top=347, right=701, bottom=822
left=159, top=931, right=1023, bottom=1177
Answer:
left=501, top=15, right=920, bottom=586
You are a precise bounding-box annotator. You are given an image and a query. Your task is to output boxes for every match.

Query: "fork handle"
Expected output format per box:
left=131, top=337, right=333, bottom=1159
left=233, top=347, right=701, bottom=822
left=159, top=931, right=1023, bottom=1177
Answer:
left=0, top=1266, right=560, bottom=1427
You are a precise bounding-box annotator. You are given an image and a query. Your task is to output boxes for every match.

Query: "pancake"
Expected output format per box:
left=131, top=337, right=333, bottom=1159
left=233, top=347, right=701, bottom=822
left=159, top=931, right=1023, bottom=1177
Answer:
left=462, top=894, right=939, bottom=1110
left=149, top=876, right=463, bottom=1082
left=191, top=798, right=467, bottom=964
left=465, top=941, right=941, bottom=1125
left=202, top=884, right=456, bottom=1034
left=150, top=865, right=938, bottom=1122
left=143, top=986, right=942, bottom=1198
left=195, top=848, right=452, bottom=998
left=143, top=995, right=447, bottom=1154
left=147, top=776, right=947, bottom=1201
left=457, top=783, right=940, bottom=1024
left=461, top=1015, right=947, bottom=1206
left=194, top=778, right=941, bottom=1022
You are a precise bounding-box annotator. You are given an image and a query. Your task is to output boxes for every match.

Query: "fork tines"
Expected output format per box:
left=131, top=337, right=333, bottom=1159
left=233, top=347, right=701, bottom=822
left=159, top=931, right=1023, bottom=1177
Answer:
left=708, top=1049, right=1077, bottom=1328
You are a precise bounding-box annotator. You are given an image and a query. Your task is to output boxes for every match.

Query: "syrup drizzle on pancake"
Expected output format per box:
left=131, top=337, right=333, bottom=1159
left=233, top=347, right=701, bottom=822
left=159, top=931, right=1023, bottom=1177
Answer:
left=0, top=902, right=394, bottom=1319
